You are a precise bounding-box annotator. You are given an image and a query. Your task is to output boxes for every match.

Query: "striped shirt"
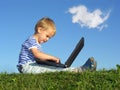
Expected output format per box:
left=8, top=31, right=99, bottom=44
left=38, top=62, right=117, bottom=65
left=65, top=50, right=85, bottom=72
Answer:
left=18, top=36, right=41, bottom=66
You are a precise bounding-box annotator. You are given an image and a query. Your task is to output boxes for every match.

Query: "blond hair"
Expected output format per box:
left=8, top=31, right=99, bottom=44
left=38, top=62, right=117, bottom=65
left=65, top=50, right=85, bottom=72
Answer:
left=34, top=17, right=56, bottom=35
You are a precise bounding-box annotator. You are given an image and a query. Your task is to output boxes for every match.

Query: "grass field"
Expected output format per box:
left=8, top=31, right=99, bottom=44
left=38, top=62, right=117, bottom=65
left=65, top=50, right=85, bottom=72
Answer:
left=0, top=64, right=120, bottom=90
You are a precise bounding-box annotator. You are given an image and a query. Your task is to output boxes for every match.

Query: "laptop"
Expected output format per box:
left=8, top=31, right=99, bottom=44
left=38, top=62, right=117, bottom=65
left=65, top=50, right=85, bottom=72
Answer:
left=36, top=37, right=84, bottom=68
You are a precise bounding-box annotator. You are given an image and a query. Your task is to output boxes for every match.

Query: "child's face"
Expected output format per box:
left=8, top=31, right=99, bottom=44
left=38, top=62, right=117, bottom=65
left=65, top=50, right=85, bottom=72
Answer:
left=37, top=27, right=55, bottom=44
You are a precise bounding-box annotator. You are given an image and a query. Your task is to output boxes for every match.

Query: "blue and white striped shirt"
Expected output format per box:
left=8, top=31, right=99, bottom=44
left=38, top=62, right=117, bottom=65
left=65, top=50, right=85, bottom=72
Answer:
left=18, top=36, right=41, bottom=66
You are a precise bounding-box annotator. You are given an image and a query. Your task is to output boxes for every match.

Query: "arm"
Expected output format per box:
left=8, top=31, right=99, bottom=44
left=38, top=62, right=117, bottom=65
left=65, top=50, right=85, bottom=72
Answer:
left=30, top=47, right=60, bottom=63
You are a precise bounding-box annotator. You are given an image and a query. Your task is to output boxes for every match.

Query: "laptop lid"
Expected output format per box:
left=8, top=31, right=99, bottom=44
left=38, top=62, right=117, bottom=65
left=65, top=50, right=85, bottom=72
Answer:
left=65, top=37, right=84, bottom=67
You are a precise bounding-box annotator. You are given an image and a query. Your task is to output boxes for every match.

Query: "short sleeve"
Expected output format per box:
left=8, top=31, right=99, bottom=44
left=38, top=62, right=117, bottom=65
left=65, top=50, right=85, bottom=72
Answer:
left=23, top=36, right=41, bottom=50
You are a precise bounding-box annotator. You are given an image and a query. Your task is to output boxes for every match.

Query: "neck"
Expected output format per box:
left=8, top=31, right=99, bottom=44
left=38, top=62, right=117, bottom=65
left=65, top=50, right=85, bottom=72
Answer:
left=33, top=33, right=39, bottom=44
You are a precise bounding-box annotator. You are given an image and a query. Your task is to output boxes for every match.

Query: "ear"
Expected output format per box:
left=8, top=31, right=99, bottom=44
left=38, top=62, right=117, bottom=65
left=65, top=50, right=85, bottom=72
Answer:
left=37, top=27, right=42, bottom=33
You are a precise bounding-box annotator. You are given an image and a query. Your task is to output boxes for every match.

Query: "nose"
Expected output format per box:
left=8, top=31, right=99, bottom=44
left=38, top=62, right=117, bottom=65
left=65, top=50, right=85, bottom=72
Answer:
left=47, top=38, right=49, bottom=41
left=45, top=38, right=49, bottom=42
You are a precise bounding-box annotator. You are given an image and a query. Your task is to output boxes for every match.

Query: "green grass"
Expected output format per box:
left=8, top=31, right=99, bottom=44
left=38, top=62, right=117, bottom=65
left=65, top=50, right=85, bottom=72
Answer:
left=0, top=65, right=120, bottom=90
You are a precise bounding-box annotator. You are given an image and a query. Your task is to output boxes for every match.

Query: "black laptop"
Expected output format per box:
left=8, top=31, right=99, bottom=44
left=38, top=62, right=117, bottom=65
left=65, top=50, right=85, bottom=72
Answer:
left=36, top=37, right=84, bottom=68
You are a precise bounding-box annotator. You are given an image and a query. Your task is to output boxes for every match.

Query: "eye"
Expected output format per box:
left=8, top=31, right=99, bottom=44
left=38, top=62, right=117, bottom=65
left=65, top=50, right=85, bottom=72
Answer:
left=46, top=35, right=50, bottom=38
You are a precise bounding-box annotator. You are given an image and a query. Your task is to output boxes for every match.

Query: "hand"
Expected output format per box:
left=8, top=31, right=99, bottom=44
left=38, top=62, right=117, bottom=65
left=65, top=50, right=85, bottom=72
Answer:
left=55, top=58, right=60, bottom=64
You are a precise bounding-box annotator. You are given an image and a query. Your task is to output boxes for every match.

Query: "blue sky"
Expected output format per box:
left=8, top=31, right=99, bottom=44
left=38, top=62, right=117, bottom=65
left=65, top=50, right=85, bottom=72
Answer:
left=0, top=0, right=119, bottom=73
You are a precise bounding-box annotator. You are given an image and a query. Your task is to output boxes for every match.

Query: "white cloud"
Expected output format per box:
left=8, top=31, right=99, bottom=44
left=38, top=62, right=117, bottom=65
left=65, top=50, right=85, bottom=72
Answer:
left=68, top=5, right=111, bottom=31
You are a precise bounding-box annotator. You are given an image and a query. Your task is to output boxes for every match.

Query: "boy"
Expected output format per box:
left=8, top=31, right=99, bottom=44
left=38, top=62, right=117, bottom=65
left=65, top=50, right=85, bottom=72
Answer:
left=17, top=17, right=97, bottom=73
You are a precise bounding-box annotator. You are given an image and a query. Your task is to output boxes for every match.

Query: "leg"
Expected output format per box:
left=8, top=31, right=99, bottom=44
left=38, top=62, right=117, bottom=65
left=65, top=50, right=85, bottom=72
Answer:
left=20, top=62, right=83, bottom=74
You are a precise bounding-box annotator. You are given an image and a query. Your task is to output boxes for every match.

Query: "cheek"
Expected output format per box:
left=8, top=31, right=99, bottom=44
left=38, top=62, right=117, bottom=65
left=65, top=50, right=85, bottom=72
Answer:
left=39, top=34, right=45, bottom=40
left=37, top=35, right=41, bottom=42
